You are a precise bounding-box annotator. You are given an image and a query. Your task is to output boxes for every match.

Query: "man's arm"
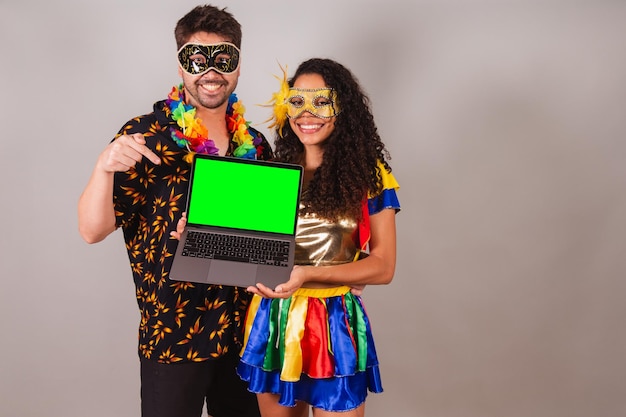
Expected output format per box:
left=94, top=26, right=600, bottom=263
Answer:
left=78, top=133, right=161, bottom=244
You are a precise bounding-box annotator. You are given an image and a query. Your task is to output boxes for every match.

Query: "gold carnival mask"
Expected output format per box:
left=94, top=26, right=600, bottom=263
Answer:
left=177, top=42, right=240, bottom=75
left=285, top=88, right=341, bottom=119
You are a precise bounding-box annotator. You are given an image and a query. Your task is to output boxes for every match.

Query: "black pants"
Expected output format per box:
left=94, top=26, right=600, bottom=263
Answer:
left=140, top=351, right=260, bottom=417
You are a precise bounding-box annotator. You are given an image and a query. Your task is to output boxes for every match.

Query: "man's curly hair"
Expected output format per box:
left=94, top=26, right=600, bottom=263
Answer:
left=274, top=58, right=392, bottom=221
left=174, top=5, right=242, bottom=49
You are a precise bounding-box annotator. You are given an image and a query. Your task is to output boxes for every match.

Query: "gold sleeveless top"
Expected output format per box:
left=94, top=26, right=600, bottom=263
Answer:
left=294, top=202, right=359, bottom=266
left=294, top=161, right=400, bottom=268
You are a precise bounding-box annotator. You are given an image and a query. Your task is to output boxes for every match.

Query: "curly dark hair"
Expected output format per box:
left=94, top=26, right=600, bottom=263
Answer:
left=274, top=58, right=392, bottom=221
left=174, top=5, right=242, bottom=49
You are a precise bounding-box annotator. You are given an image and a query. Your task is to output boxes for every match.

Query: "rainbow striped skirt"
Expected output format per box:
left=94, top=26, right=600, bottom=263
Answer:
left=237, top=286, right=383, bottom=411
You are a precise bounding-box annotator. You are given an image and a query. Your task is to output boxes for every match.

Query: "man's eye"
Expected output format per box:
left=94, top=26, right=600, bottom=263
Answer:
left=215, top=53, right=232, bottom=64
left=190, top=55, right=207, bottom=65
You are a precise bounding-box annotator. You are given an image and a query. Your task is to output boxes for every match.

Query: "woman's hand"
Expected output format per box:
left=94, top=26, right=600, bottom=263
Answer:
left=247, top=265, right=308, bottom=298
left=246, top=266, right=367, bottom=298
left=169, top=212, right=187, bottom=240
left=350, top=284, right=366, bottom=296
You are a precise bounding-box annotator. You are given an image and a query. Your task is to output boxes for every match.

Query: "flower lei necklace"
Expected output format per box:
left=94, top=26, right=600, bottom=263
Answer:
left=166, top=84, right=260, bottom=162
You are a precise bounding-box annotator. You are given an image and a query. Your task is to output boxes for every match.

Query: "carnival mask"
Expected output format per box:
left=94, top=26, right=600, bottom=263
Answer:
left=177, top=42, right=240, bottom=76
left=285, top=88, right=341, bottom=119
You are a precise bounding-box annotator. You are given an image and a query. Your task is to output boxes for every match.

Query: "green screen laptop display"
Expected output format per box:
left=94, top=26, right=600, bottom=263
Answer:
left=186, top=156, right=302, bottom=235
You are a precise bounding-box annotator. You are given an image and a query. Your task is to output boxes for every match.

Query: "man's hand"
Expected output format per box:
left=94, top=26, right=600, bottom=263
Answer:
left=170, top=212, right=187, bottom=240
left=99, top=133, right=161, bottom=173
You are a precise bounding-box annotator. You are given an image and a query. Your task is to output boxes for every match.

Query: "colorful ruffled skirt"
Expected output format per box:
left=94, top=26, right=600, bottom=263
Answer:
left=237, top=286, right=383, bottom=412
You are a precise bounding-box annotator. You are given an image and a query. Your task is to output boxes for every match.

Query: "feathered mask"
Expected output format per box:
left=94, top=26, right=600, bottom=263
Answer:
left=264, top=63, right=290, bottom=137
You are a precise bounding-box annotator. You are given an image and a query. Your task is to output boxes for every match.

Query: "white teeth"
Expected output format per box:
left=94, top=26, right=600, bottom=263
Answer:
left=201, top=84, right=221, bottom=91
left=300, top=124, right=321, bottom=129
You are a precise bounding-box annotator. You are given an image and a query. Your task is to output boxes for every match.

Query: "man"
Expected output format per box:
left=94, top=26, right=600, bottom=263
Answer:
left=78, top=5, right=272, bottom=417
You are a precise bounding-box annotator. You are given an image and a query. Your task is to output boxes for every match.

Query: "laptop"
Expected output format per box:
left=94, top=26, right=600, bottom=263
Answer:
left=170, top=154, right=303, bottom=289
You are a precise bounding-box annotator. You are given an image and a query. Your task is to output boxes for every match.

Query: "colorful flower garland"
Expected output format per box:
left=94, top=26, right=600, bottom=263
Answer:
left=166, top=84, right=261, bottom=162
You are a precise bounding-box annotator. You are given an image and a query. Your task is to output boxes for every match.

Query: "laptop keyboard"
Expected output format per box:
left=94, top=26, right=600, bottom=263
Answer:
left=181, top=230, right=290, bottom=267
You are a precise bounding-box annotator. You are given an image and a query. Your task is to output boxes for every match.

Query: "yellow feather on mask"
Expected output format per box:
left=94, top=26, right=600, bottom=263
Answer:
left=264, top=63, right=290, bottom=137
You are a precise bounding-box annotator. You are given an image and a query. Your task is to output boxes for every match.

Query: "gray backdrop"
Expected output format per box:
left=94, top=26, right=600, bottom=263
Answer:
left=1, top=1, right=625, bottom=416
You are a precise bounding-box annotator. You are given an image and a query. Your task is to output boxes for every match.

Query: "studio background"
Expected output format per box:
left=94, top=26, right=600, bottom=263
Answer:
left=1, top=1, right=625, bottom=416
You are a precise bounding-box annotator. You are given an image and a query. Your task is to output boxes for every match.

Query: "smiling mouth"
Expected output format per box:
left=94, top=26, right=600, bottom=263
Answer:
left=296, top=122, right=325, bottom=132
left=199, top=83, right=224, bottom=93
left=298, top=123, right=322, bottom=129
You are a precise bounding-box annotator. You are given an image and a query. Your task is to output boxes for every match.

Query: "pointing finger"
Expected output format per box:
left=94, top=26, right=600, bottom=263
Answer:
left=129, top=134, right=161, bottom=165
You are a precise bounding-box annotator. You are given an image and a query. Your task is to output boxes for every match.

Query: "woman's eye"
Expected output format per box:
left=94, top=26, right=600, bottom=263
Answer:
left=288, top=97, right=304, bottom=107
left=314, top=97, right=332, bottom=107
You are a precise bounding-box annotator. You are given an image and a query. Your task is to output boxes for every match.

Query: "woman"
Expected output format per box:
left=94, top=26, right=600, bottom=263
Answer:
left=237, top=58, right=401, bottom=417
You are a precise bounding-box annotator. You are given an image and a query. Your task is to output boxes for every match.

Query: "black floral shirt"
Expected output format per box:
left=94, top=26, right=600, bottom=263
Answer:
left=113, top=98, right=273, bottom=363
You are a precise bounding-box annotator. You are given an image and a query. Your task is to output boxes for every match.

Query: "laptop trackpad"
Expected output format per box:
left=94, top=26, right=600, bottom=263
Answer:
left=207, top=260, right=258, bottom=287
